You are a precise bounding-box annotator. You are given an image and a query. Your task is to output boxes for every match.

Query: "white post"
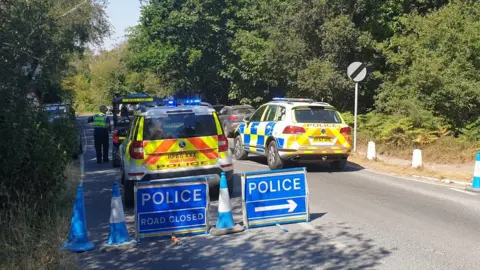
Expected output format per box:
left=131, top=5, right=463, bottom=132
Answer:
left=353, top=82, right=358, bottom=152
left=412, top=149, right=423, bottom=168
left=367, top=141, right=376, bottom=160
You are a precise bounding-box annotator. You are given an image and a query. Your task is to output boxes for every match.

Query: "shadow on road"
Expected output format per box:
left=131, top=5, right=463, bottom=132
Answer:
left=245, top=156, right=365, bottom=173
left=79, top=220, right=392, bottom=270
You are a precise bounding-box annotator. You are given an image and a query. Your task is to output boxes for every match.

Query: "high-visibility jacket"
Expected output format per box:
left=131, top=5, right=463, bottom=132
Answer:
left=93, top=113, right=108, bottom=128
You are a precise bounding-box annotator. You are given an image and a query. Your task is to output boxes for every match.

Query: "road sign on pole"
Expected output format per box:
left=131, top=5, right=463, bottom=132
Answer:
left=347, top=62, right=367, bottom=153
left=241, top=167, right=309, bottom=229
left=134, top=177, right=209, bottom=242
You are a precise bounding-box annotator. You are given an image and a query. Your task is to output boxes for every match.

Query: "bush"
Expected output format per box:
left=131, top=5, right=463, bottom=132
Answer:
left=0, top=91, right=79, bottom=268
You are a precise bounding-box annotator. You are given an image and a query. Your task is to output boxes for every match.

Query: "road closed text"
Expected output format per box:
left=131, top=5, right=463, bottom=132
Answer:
left=140, top=212, right=205, bottom=226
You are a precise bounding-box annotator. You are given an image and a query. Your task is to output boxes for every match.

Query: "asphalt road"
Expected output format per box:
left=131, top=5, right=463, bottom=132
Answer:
left=77, top=117, right=480, bottom=270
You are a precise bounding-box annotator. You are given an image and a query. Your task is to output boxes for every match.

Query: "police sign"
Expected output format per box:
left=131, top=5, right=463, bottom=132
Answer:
left=135, top=177, right=209, bottom=241
left=241, top=167, right=309, bottom=229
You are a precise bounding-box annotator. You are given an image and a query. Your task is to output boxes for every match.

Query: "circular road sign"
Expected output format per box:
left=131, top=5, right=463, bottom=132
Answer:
left=347, top=62, right=367, bottom=82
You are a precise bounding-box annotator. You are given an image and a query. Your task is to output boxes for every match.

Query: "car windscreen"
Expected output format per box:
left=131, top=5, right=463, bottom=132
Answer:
left=143, top=113, right=218, bottom=140
left=233, top=108, right=255, bottom=114
left=293, top=107, right=342, bottom=123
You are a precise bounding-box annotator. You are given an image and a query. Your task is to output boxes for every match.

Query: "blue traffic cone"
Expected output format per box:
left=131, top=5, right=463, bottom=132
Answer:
left=62, top=184, right=95, bottom=252
left=217, top=172, right=235, bottom=229
left=100, top=182, right=136, bottom=251
left=471, top=152, right=480, bottom=189
left=210, top=172, right=244, bottom=236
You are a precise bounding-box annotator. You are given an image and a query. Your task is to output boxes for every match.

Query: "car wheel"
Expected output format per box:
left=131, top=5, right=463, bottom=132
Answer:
left=227, top=176, right=234, bottom=195
left=267, top=140, right=284, bottom=170
left=234, top=136, right=248, bottom=160
left=112, top=147, right=121, bottom=167
left=330, top=159, right=348, bottom=170
left=124, top=180, right=134, bottom=208
left=209, top=186, right=220, bottom=198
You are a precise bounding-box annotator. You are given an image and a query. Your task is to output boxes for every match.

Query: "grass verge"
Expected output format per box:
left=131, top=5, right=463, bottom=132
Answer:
left=349, top=153, right=473, bottom=182
left=357, top=135, right=479, bottom=164
left=0, top=162, right=80, bottom=269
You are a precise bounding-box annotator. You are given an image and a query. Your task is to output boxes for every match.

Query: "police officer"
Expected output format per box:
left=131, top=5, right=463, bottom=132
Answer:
left=88, top=105, right=111, bottom=164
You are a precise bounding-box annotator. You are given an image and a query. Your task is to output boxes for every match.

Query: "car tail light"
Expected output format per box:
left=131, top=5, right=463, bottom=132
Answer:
left=129, top=141, right=144, bottom=159
left=112, top=130, right=119, bottom=144
left=282, top=125, right=306, bottom=134
left=228, top=115, right=239, bottom=120
left=218, top=135, right=228, bottom=152
left=340, top=127, right=351, bottom=141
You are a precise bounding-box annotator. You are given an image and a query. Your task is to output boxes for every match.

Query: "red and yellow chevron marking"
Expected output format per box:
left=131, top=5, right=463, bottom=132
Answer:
left=142, top=136, right=219, bottom=170
left=282, top=124, right=351, bottom=154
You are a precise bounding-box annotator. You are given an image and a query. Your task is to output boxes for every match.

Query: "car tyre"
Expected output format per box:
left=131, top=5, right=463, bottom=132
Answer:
left=330, top=159, right=348, bottom=170
left=124, top=180, right=134, bottom=208
left=266, top=140, right=284, bottom=170
left=112, top=146, right=121, bottom=167
left=234, top=136, right=248, bottom=160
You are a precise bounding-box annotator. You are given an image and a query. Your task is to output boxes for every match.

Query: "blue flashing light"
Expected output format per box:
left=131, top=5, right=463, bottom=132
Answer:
left=162, top=98, right=202, bottom=106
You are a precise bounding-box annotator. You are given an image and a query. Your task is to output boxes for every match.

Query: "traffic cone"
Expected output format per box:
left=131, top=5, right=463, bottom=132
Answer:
left=467, top=152, right=480, bottom=193
left=62, top=184, right=95, bottom=252
left=210, top=172, right=245, bottom=236
left=100, top=182, right=136, bottom=251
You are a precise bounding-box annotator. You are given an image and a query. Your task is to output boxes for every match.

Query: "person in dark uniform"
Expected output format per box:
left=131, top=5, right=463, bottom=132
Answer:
left=88, top=105, right=111, bottom=163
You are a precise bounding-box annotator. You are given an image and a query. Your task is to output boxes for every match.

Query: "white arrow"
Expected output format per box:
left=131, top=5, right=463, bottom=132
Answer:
left=254, top=199, right=297, bottom=213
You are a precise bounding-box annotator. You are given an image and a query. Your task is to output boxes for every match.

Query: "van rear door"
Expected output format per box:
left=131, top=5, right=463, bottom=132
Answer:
left=142, top=111, right=220, bottom=171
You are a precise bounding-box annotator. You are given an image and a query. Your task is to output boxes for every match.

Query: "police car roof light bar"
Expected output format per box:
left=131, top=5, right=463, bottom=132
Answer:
left=272, top=97, right=314, bottom=103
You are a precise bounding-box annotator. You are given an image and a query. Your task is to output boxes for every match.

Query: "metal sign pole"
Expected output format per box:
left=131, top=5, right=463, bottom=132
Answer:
left=354, top=82, right=358, bottom=153
left=347, top=62, right=366, bottom=153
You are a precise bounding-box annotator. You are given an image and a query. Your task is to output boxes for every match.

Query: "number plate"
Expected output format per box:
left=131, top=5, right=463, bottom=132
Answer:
left=311, top=137, right=333, bottom=143
left=167, top=152, right=198, bottom=159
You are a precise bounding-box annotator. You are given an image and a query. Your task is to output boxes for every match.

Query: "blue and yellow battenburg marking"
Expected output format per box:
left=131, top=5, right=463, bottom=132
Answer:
left=236, top=121, right=351, bottom=155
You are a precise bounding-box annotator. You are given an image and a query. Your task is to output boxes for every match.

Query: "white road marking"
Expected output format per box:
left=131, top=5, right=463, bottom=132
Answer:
left=80, top=153, right=84, bottom=184
left=235, top=160, right=268, bottom=168
left=449, top=188, right=477, bottom=196
left=358, top=168, right=456, bottom=188
left=82, top=127, right=88, bottom=153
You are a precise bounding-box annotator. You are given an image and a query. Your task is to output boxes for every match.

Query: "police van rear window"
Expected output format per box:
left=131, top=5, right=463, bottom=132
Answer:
left=293, top=107, right=342, bottom=123
left=143, top=113, right=218, bottom=140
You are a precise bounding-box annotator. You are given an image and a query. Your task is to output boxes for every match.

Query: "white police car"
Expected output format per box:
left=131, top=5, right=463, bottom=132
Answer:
left=233, top=98, right=352, bottom=170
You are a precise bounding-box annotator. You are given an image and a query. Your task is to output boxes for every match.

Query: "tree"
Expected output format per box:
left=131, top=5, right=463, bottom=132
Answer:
left=377, top=1, right=480, bottom=132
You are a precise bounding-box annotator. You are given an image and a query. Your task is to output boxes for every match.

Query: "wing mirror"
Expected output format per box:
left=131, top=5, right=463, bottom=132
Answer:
left=243, top=116, right=251, bottom=122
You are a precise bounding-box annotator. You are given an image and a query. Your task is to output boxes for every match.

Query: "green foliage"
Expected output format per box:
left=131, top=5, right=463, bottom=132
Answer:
left=378, top=1, right=480, bottom=131
left=461, top=119, right=480, bottom=142
left=0, top=0, right=110, bottom=242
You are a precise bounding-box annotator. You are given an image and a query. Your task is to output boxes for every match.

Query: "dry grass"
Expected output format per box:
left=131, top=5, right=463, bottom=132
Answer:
left=349, top=153, right=473, bottom=182
left=357, top=135, right=479, bottom=164
left=0, top=163, right=80, bottom=270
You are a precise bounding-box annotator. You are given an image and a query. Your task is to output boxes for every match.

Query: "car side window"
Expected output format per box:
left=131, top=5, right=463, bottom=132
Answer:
left=263, top=105, right=278, bottom=122
left=275, top=106, right=286, bottom=121
left=128, top=116, right=138, bottom=140
left=250, top=106, right=267, bottom=122
left=219, top=107, right=228, bottom=115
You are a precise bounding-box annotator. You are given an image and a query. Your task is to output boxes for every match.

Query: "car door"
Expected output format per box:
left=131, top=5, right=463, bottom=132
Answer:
left=255, top=105, right=279, bottom=151
left=245, top=105, right=267, bottom=149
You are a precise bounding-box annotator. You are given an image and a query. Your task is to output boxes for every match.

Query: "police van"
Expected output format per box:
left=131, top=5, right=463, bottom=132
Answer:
left=119, top=98, right=234, bottom=207
left=233, top=97, right=352, bottom=170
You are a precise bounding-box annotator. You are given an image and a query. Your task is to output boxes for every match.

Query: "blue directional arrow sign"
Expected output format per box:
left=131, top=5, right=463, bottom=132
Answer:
left=242, top=167, right=309, bottom=229
left=134, top=177, right=209, bottom=241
